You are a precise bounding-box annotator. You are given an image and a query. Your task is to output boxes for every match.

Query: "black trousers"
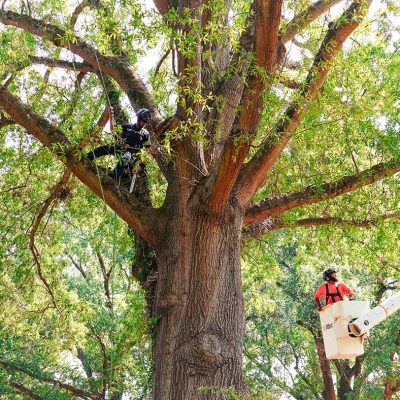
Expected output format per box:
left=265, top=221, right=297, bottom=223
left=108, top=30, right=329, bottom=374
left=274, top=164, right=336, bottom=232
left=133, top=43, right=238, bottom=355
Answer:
left=86, top=144, right=137, bottom=180
left=86, top=144, right=123, bottom=161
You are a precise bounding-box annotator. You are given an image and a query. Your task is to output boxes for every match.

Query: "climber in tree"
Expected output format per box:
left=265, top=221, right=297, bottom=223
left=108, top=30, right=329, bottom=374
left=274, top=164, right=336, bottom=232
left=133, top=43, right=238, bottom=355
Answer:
left=86, top=108, right=152, bottom=179
left=314, top=269, right=355, bottom=311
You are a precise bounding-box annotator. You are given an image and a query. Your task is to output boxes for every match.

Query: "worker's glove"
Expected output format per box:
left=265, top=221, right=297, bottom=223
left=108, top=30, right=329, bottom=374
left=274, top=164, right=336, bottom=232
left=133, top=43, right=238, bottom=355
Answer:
left=139, top=128, right=149, bottom=138
left=121, top=152, right=132, bottom=162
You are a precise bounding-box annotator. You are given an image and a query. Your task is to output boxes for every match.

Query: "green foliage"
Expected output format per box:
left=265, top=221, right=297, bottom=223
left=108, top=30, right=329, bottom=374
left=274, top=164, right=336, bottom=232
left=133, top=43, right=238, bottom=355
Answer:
left=1, top=0, right=400, bottom=398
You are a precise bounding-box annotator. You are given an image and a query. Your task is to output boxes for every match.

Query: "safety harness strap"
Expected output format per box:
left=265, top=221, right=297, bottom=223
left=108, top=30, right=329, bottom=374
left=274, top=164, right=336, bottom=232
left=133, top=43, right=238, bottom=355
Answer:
left=325, top=283, right=343, bottom=305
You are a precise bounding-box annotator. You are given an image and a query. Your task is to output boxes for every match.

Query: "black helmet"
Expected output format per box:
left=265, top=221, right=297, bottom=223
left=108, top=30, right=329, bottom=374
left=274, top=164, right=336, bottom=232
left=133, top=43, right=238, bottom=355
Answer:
left=136, top=108, right=151, bottom=123
left=322, top=268, right=337, bottom=281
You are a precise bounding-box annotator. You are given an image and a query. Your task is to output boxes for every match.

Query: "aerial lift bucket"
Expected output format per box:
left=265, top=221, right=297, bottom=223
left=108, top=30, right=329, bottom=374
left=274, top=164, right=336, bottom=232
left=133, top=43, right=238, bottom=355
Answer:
left=319, top=300, right=370, bottom=359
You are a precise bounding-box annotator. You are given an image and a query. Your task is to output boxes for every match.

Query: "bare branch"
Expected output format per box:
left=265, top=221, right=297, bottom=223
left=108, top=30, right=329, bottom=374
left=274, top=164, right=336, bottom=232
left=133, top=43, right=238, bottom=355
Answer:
left=0, top=85, right=158, bottom=246
left=0, top=183, right=27, bottom=193
left=245, top=158, right=400, bottom=224
left=237, top=0, right=372, bottom=205
left=282, top=0, right=345, bottom=44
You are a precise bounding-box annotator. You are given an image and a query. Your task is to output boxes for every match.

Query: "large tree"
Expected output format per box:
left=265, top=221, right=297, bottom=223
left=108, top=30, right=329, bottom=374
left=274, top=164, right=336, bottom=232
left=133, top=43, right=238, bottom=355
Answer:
left=0, top=0, right=399, bottom=398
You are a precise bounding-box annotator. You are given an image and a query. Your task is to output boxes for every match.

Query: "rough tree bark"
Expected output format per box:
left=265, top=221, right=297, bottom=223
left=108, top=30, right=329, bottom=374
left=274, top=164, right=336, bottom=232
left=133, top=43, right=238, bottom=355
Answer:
left=152, top=193, right=246, bottom=399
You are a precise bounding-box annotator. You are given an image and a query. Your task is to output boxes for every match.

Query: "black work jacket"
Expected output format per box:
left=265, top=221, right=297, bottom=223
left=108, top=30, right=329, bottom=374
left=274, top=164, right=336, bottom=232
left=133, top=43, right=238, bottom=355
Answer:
left=121, top=124, right=150, bottom=152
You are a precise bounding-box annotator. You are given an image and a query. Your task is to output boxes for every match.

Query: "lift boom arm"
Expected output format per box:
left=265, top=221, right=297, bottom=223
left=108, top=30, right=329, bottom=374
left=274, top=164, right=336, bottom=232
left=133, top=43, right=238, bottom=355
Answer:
left=348, top=291, right=400, bottom=337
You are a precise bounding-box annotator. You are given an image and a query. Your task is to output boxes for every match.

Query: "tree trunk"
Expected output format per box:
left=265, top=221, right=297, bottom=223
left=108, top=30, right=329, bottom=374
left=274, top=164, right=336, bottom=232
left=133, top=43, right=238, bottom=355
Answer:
left=315, top=336, right=336, bottom=400
left=336, top=361, right=353, bottom=400
left=152, top=196, right=247, bottom=399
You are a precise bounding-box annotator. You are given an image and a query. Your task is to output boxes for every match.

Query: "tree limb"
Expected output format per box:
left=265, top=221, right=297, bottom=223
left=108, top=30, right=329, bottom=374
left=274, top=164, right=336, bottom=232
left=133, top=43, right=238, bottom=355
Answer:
left=29, top=55, right=94, bottom=73
left=282, top=0, right=346, bottom=44
left=70, top=0, right=91, bottom=28
left=8, top=381, right=44, bottom=400
left=207, top=8, right=255, bottom=168
left=153, top=0, right=174, bottom=15
left=0, top=359, right=94, bottom=400
left=243, top=211, right=400, bottom=239
left=0, top=9, right=160, bottom=119
left=68, top=254, right=88, bottom=279
left=237, top=0, right=372, bottom=206
left=97, top=251, right=113, bottom=309
left=0, top=85, right=158, bottom=246
left=28, top=170, right=71, bottom=309
left=206, top=0, right=283, bottom=212
left=245, top=158, right=400, bottom=224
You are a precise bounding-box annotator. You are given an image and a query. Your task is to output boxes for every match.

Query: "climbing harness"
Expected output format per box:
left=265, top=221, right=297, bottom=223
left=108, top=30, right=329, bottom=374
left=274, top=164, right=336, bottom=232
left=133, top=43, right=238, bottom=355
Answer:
left=325, top=282, right=343, bottom=305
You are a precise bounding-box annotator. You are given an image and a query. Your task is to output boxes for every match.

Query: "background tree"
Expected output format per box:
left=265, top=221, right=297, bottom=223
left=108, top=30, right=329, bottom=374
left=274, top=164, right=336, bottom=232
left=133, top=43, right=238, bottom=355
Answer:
left=243, top=227, right=400, bottom=400
left=0, top=0, right=399, bottom=399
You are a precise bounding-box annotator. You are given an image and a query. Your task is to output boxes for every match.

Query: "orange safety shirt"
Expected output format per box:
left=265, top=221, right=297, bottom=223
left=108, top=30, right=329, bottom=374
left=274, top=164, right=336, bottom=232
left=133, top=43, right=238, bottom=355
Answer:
left=314, top=282, right=354, bottom=305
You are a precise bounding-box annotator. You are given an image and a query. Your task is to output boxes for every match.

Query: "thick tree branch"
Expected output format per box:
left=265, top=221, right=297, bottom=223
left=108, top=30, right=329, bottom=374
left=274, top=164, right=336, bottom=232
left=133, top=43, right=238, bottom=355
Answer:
left=243, top=211, right=400, bottom=240
left=237, top=0, right=372, bottom=205
left=245, top=158, right=400, bottom=224
left=0, top=85, right=158, bottom=246
left=276, top=214, right=400, bottom=229
left=206, top=0, right=283, bottom=212
left=29, top=56, right=94, bottom=72
left=70, top=0, right=91, bottom=28
left=153, top=0, right=174, bottom=15
left=207, top=8, right=256, bottom=168
left=282, top=0, right=345, bottom=44
left=0, top=9, right=160, bottom=120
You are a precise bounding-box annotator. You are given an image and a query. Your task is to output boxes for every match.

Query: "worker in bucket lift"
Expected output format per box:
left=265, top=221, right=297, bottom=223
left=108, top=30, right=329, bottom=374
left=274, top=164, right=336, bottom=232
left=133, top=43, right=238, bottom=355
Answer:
left=314, top=269, right=355, bottom=312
